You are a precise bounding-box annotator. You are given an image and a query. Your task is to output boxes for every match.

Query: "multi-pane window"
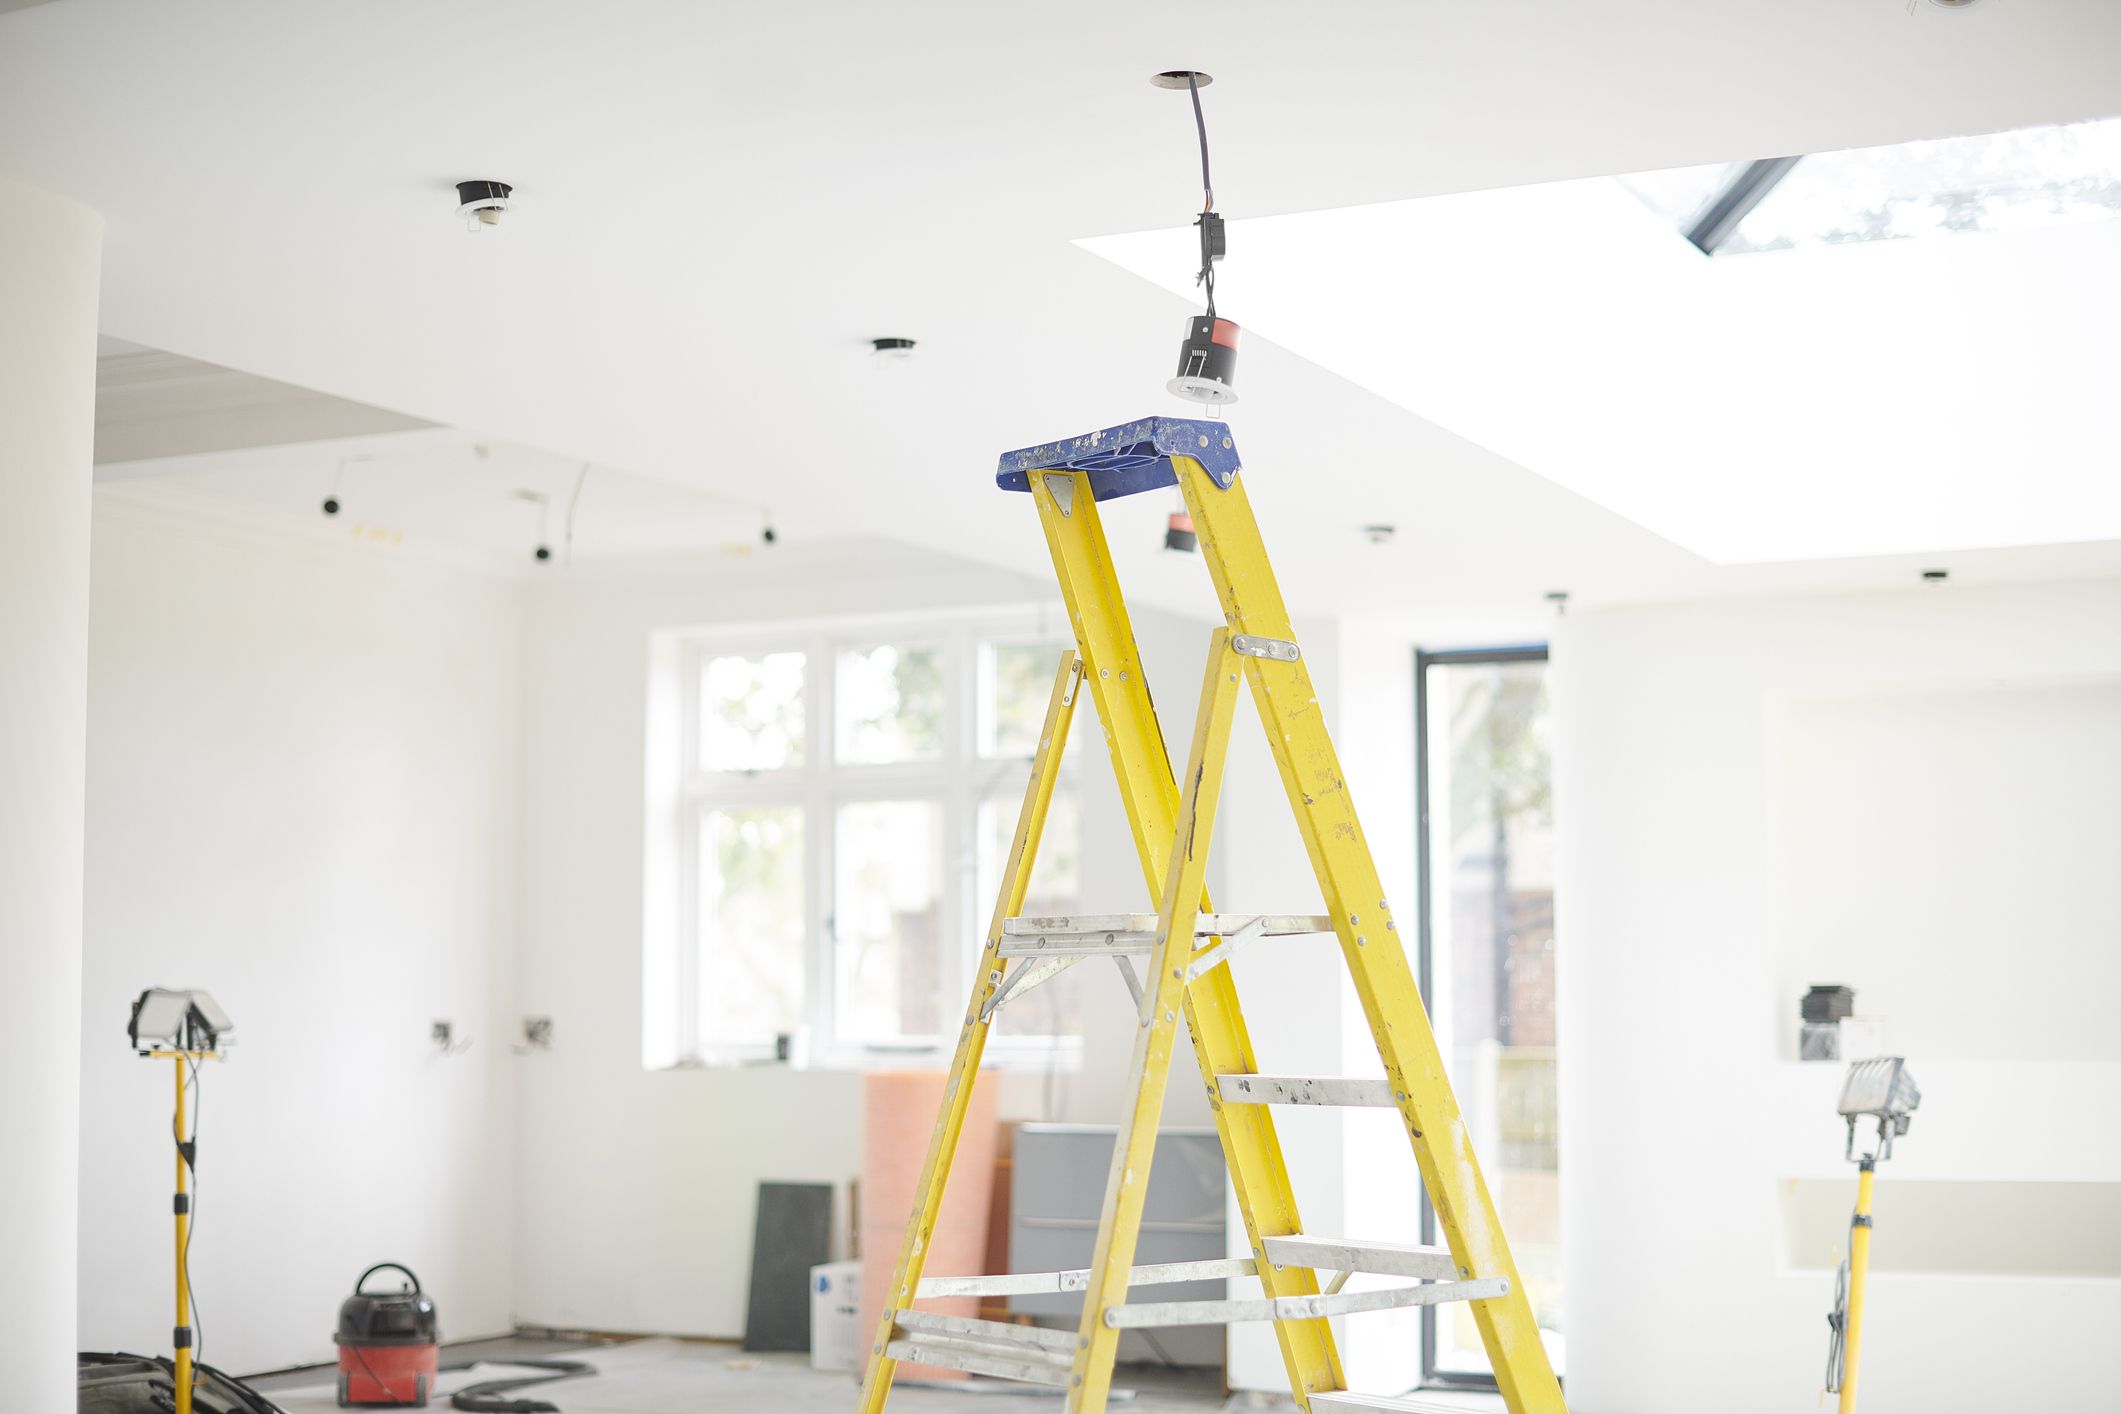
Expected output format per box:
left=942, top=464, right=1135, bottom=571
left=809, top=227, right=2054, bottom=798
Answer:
left=661, top=614, right=1081, bottom=1067
left=1417, top=646, right=1562, bottom=1386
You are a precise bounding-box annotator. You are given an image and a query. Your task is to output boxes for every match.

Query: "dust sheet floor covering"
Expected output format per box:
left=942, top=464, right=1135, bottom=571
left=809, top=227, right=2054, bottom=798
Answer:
left=254, top=1336, right=1505, bottom=1413
left=261, top=1337, right=1229, bottom=1413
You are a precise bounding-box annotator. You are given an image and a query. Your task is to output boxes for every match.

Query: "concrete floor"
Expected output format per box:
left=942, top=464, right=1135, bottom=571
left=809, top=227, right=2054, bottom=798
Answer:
left=249, top=1334, right=1229, bottom=1412
left=246, top=1334, right=1504, bottom=1413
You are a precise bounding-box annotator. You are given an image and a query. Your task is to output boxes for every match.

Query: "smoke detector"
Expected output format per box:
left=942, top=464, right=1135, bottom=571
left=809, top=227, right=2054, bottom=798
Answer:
left=455, top=180, right=514, bottom=230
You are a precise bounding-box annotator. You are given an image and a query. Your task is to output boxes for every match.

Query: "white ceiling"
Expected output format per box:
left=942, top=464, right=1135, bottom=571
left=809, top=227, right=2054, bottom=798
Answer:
left=1086, top=173, right=2121, bottom=565
left=97, top=427, right=769, bottom=573
left=7, top=1, right=2120, bottom=632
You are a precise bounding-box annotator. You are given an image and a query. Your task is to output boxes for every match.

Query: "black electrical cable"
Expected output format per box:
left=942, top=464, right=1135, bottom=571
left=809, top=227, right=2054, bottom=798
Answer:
left=191, top=1356, right=286, bottom=1414
left=450, top=1357, right=596, bottom=1412
left=1186, top=72, right=1212, bottom=211
left=351, top=1343, right=419, bottom=1404
left=77, top=1351, right=286, bottom=1414
left=179, top=1052, right=206, bottom=1373
left=1185, top=72, right=1219, bottom=317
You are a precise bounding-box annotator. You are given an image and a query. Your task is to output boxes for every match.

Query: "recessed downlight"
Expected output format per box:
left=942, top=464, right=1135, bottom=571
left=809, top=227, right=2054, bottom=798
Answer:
left=455, top=179, right=513, bottom=230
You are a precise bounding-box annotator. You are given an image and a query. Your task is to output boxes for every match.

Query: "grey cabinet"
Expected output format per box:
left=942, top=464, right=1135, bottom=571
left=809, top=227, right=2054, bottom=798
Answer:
left=1009, top=1124, right=1227, bottom=1319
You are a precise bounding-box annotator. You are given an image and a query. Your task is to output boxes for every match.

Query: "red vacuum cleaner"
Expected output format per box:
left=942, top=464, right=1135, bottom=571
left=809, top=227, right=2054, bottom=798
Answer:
left=335, top=1263, right=439, bottom=1407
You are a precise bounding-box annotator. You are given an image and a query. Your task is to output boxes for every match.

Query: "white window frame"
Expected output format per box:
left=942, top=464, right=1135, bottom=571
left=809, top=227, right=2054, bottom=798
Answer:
left=648, top=606, right=1085, bottom=1072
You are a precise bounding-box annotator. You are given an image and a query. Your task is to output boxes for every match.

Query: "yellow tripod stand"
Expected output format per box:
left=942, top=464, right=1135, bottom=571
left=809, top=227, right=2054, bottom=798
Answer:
left=148, top=1048, right=214, bottom=1414
left=1825, top=1056, right=1919, bottom=1413
left=853, top=418, right=1565, bottom=1414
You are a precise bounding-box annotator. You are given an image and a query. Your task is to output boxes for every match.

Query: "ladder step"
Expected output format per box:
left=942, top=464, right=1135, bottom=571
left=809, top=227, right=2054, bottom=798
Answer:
left=1217, top=1074, right=1394, bottom=1107
left=1105, top=1277, right=1509, bottom=1328
left=893, top=1309, right=1076, bottom=1354
left=884, top=1314, right=1073, bottom=1386
left=882, top=1338, right=1070, bottom=1386
left=999, top=912, right=1330, bottom=956
left=1260, top=1235, right=1459, bottom=1280
left=918, top=1255, right=1257, bottom=1299
left=1310, top=1395, right=1487, bottom=1413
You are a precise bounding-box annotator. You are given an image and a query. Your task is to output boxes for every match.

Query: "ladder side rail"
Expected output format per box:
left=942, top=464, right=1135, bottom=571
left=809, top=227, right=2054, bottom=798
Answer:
left=1067, top=632, right=1243, bottom=1411
left=1174, top=456, right=1565, bottom=1414
left=854, top=652, right=1085, bottom=1414
left=1030, top=472, right=1343, bottom=1406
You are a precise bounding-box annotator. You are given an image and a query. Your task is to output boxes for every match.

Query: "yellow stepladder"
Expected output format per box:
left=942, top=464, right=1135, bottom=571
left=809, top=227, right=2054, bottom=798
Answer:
left=854, top=418, right=1566, bottom=1414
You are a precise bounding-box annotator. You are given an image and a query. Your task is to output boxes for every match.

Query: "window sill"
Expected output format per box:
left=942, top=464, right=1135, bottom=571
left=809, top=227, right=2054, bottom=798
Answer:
left=656, top=1037, right=1084, bottom=1076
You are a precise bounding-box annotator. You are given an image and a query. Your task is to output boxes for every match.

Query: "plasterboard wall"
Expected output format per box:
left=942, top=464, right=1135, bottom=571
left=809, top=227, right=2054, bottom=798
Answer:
left=78, top=491, right=527, bottom=1373
left=511, top=539, right=1255, bottom=1339
left=1552, top=578, right=2121, bottom=1414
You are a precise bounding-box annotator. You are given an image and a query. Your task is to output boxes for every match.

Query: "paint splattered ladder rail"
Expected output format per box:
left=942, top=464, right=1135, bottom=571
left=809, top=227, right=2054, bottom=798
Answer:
left=854, top=418, right=1567, bottom=1414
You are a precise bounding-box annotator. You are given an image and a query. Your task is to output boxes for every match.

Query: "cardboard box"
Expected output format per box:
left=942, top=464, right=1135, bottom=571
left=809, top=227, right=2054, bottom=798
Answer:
left=810, top=1260, right=863, bottom=1373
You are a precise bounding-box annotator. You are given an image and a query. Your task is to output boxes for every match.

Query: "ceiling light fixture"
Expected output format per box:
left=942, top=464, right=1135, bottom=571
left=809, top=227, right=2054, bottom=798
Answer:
left=1158, top=70, right=1239, bottom=406
left=455, top=180, right=514, bottom=231
left=871, top=337, right=917, bottom=362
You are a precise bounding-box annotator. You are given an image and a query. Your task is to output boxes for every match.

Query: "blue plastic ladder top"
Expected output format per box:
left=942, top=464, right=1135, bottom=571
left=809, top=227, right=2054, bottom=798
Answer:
left=996, top=416, right=1242, bottom=501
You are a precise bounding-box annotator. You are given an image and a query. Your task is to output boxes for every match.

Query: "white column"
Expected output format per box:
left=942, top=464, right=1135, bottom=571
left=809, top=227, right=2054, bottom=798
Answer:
left=0, top=175, right=103, bottom=1406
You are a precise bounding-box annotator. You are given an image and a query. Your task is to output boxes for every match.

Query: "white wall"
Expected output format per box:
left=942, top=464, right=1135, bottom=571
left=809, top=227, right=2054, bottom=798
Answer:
left=513, top=539, right=1227, bottom=1338
left=79, top=490, right=526, bottom=1374
left=0, top=173, right=102, bottom=1411
left=1554, top=578, right=2121, bottom=1414
left=1327, top=616, right=1430, bottom=1396
left=1769, top=680, right=2121, bottom=1061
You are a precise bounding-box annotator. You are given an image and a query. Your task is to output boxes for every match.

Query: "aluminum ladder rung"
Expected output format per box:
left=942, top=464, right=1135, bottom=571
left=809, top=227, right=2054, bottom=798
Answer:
left=1260, top=1235, right=1460, bottom=1281
left=892, top=1309, right=1076, bottom=1354
left=880, top=1339, right=1069, bottom=1386
left=917, top=1255, right=1257, bottom=1299
left=998, top=912, right=1330, bottom=957
left=883, top=1313, right=1072, bottom=1386
left=1310, top=1395, right=1492, bottom=1413
left=1105, top=1277, right=1509, bottom=1329
left=1216, top=1074, right=1395, bottom=1107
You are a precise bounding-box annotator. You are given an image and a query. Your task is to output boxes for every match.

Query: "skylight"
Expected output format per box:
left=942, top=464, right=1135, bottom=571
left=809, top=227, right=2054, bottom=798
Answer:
left=1621, top=116, right=2121, bottom=255
left=1079, top=156, right=2121, bottom=565
left=1615, top=163, right=1740, bottom=231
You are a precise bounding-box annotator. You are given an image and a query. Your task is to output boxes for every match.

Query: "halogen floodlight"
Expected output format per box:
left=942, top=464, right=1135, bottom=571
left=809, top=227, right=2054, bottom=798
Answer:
left=128, top=988, right=192, bottom=1051
left=1837, top=1056, right=1919, bottom=1161
left=128, top=988, right=236, bottom=1053
left=186, top=991, right=235, bottom=1049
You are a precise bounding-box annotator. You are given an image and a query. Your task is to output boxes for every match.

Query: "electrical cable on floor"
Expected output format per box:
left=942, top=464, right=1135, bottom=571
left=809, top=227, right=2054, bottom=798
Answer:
left=449, top=1357, right=595, bottom=1412
left=194, top=1356, right=284, bottom=1414
left=1136, top=1328, right=1183, bottom=1369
